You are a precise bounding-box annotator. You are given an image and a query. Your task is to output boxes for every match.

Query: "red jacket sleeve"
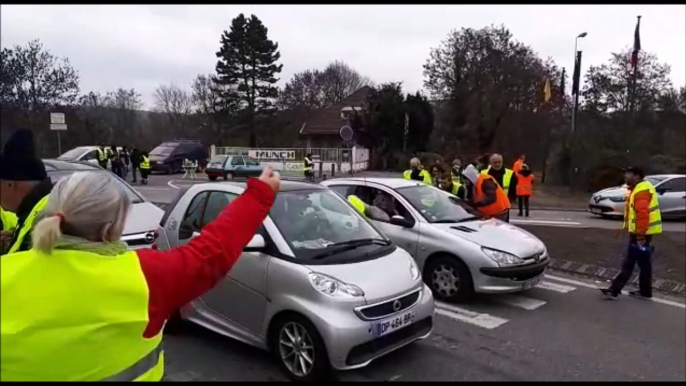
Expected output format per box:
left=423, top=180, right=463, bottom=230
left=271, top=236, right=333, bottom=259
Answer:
left=632, top=190, right=652, bottom=236
left=136, top=178, right=275, bottom=338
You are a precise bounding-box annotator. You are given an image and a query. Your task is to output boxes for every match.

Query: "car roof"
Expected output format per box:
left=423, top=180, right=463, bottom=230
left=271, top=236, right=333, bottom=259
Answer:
left=199, top=179, right=328, bottom=193
left=648, top=174, right=685, bottom=179
left=42, top=159, right=102, bottom=171
left=324, top=177, right=423, bottom=189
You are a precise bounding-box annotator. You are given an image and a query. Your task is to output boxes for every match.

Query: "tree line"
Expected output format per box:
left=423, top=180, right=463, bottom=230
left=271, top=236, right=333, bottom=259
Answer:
left=1, top=15, right=684, bottom=189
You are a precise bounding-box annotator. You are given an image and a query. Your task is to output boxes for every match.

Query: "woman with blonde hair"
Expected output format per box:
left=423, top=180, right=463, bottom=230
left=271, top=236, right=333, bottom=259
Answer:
left=1, top=166, right=280, bottom=381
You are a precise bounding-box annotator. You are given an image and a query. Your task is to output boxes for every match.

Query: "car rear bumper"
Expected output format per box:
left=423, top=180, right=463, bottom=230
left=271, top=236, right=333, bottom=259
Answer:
left=318, top=283, right=435, bottom=371
left=205, top=168, right=223, bottom=177
left=474, top=258, right=550, bottom=294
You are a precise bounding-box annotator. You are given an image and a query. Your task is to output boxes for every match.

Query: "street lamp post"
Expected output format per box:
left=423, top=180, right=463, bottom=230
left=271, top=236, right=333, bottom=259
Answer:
left=570, top=32, right=587, bottom=134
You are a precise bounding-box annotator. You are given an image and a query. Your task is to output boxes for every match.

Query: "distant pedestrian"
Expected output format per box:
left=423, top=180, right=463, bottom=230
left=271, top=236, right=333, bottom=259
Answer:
left=600, top=166, right=662, bottom=300
left=515, top=164, right=534, bottom=217
left=403, top=157, right=432, bottom=184
left=120, top=146, right=130, bottom=178
left=303, top=154, right=314, bottom=182
left=139, top=151, right=151, bottom=185
left=130, top=146, right=141, bottom=183
left=513, top=154, right=526, bottom=174
left=451, top=158, right=463, bottom=184
left=429, top=164, right=444, bottom=187
left=109, top=145, right=122, bottom=177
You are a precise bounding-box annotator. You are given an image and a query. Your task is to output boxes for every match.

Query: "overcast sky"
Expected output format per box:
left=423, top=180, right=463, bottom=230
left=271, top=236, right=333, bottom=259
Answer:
left=2, top=4, right=684, bottom=109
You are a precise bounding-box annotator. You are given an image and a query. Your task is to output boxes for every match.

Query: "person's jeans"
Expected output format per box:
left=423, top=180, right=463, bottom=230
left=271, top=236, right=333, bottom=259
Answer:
left=517, top=195, right=530, bottom=216
left=131, top=166, right=138, bottom=182
left=609, top=236, right=653, bottom=297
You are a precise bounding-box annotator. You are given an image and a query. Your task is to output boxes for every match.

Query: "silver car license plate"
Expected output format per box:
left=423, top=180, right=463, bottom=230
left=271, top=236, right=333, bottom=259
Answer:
left=522, top=276, right=541, bottom=290
left=590, top=207, right=601, bottom=214
left=374, top=310, right=416, bottom=337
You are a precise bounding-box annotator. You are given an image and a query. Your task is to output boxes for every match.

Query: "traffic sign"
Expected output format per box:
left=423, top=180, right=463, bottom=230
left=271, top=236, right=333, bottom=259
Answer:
left=50, top=112, right=65, bottom=124
left=50, top=123, right=67, bottom=131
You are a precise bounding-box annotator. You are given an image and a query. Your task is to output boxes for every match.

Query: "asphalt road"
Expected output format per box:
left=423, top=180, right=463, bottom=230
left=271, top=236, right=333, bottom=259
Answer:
left=131, top=173, right=686, bottom=382
left=161, top=273, right=685, bottom=382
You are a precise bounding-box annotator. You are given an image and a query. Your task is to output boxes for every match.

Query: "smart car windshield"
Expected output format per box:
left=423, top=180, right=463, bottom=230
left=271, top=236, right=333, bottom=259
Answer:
left=269, top=190, right=388, bottom=260
left=397, top=184, right=482, bottom=223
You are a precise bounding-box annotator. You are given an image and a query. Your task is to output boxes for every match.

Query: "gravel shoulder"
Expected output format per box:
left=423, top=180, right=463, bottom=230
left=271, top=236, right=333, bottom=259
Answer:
left=521, top=225, right=686, bottom=284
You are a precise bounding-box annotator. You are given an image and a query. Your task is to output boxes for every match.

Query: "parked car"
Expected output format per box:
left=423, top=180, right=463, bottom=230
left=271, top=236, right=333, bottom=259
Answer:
left=588, top=174, right=686, bottom=220
left=321, top=178, right=550, bottom=303
left=149, top=140, right=208, bottom=174
left=205, top=154, right=264, bottom=181
left=42, top=159, right=165, bottom=249
left=154, top=180, right=434, bottom=381
left=57, top=145, right=122, bottom=167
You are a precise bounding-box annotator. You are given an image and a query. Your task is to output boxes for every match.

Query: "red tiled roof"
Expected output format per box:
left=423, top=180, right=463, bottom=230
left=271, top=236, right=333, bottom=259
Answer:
left=299, top=86, right=373, bottom=135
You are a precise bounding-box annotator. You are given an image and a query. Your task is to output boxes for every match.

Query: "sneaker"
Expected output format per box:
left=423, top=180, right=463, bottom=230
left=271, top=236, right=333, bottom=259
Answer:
left=628, top=291, right=652, bottom=300
left=599, top=288, right=618, bottom=300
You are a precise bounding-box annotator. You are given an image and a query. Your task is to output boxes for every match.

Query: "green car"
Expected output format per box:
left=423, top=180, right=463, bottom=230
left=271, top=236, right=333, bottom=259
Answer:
left=205, top=155, right=264, bottom=181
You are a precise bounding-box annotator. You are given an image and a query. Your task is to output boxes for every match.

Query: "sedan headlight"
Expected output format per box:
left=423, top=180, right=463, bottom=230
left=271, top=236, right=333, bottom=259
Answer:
left=608, top=196, right=626, bottom=203
left=308, top=272, right=365, bottom=297
left=481, top=247, right=524, bottom=266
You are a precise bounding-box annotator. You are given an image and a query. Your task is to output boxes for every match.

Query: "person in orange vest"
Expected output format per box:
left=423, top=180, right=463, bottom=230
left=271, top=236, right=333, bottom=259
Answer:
left=513, top=154, right=526, bottom=173
left=462, top=164, right=511, bottom=222
left=515, top=164, right=534, bottom=217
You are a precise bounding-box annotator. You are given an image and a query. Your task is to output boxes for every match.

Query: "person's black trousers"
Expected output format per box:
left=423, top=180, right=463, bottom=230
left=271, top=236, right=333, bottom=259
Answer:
left=609, top=235, right=653, bottom=297
left=517, top=195, right=530, bottom=216
left=131, top=166, right=138, bottom=182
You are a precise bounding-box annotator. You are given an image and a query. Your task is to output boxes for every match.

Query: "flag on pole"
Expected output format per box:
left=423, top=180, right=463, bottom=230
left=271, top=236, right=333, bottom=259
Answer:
left=572, top=51, right=583, bottom=96
left=560, top=68, right=566, bottom=97
left=630, top=16, right=642, bottom=70
left=543, top=78, right=552, bottom=103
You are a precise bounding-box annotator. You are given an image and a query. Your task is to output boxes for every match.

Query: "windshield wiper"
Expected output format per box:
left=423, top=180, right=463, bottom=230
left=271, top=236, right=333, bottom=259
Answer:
left=311, top=238, right=390, bottom=260
left=433, top=216, right=480, bottom=224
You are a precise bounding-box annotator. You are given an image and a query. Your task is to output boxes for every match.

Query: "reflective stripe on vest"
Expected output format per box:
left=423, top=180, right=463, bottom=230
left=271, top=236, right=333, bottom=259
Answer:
left=474, top=174, right=510, bottom=217
left=404, top=169, right=432, bottom=184
left=139, top=156, right=150, bottom=170
left=7, top=196, right=49, bottom=254
left=480, top=167, right=513, bottom=192
left=303, top=157, right=312, bottom=172
left=516, top=174, right=534, bottom=196
left=1, top=249, right=164, bottom=381
left=623, top=181, right=663, bottom=235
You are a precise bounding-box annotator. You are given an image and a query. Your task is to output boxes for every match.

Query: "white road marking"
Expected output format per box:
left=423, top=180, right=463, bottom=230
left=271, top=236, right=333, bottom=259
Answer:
left=435, top=302, right=509, bottom=329
left=536, top=280, right=577, bottom=293
left=494, top=294, right=547, bottom=310
left=544, top=274, right=686, bottom=309
left=511, top=219, right=582, bottom=226
left=167, top=180, right=180, bottom=189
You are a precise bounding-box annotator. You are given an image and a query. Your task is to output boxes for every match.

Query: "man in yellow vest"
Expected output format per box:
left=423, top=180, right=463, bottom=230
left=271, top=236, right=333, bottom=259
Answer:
left=0, top=129, right=52, bottom=255
left=97, top=144, right=109, bottom=169
left=403, top=157, right=432, bottom=184
left=303, top=153, right=314, bottom=182
left=1, top=206, right=18, bottom=253
left=601, top=166, right=662, bottom=300
left=139, top=151, right=151, bottom=185
left=481, top=153, right=518, bottom=204
left=438, top=170, right=466, bottom=200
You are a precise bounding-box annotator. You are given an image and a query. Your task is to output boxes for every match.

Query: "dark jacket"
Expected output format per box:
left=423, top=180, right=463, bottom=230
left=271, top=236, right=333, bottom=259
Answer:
left=130, top=149, right=141, bottom=167
left=10, top=178, right=53, bottom=253
left=488, top=168, right=518, bottom=202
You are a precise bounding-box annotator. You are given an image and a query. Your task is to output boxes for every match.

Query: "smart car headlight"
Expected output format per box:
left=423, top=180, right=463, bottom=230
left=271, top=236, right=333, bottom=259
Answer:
left=408, top=254, right=420, bottom=280
left=481, top=247, right=524, bottom=266
left=308, top=272, right=365, bottom=297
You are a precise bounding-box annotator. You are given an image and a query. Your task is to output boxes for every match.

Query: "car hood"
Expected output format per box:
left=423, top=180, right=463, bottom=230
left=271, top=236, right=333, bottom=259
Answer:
left=594, top=186, right=628, bottom=197
left=305, top=247, right=418, bottom=304
left=432, top=219, right=545, bottom=258
left=123, top=202, right=165, bottom=235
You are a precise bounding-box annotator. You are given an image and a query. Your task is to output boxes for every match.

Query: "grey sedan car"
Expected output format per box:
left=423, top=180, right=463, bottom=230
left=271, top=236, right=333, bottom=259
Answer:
left=155, top=180, right=434, bottom=381
left=43, top=159, right=164, bottom=249
left=588, top=174, right=686, bottom=219
left=322, top=178, right=550, bottom=303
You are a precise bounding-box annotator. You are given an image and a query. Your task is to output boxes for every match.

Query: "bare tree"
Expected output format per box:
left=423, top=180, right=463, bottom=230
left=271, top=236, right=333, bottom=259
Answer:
left=319, top=60, right=371, bottom=105
left=154, top=83, right=194, bottom=137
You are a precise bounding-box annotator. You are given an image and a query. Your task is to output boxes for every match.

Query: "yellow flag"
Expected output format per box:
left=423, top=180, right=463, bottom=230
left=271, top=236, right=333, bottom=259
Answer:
left=543, top=78, right=552, bottom=103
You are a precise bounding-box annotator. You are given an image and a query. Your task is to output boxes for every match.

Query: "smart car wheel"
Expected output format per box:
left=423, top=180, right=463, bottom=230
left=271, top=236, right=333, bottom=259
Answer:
left=271, top=314, right=332, bottom=382
left=424, top=255, right=474, bottom=303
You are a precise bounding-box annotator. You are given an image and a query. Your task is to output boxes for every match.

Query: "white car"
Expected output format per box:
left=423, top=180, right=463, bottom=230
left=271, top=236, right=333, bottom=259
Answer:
left=57, top=146, right=123, bottom=167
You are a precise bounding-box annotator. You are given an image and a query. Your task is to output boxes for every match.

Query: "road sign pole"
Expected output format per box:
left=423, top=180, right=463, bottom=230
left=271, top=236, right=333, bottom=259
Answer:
left=57, top=131, right=61, bottom=155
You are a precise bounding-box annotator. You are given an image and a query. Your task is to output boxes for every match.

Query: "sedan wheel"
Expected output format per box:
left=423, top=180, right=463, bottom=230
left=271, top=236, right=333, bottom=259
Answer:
left=272, top=315, right=333, bottom=381
left=424, top=255, right=474, bottom=303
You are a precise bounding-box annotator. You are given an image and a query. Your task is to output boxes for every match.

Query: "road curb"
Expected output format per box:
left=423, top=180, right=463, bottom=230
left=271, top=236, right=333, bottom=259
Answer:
left=548, top=258, right=686, bottom=295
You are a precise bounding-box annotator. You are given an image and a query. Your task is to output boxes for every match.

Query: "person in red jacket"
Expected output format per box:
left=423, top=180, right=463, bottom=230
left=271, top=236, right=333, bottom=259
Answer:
left=1, top=165, right=279, bottom=381
left=515, top=164, right=534, bottom=217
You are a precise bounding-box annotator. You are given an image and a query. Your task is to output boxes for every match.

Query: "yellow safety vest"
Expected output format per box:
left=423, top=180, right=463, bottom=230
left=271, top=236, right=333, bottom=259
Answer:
left=445, top=181, right=462, bottom=196
left=6, top=196, right=49, bottom=255
left=623, top=180, right=663, bottom=235
left=348, top=195, right=368, bottom=217
left=140, top=156, right=150, bottom=170
left=403, top=169, right=432, bottom=185
left=481, top=167, right=514, bottom=192
left=97, top=148, right=107, bottom=162
left=303, top=157, right=312, bottom=172
left=1, top=206, right=18, bottom=231
left=1, top=248, right=164, bottom=381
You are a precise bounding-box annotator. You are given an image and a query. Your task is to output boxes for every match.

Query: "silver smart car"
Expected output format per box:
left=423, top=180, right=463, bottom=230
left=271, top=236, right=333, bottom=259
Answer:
left=155, top=180, right=434, bottom=381
left=322, top=178, right=550, bottom=303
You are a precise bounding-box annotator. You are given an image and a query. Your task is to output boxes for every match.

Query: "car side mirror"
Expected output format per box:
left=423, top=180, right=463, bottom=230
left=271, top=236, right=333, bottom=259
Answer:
left=390, top=215, right=414, bottom=228
left=244, top=234, right=266, bottom=252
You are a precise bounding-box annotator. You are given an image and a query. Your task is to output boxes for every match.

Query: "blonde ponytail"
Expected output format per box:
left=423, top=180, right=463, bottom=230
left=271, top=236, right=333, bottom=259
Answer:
left=32, top=215, right=63, bottom=254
